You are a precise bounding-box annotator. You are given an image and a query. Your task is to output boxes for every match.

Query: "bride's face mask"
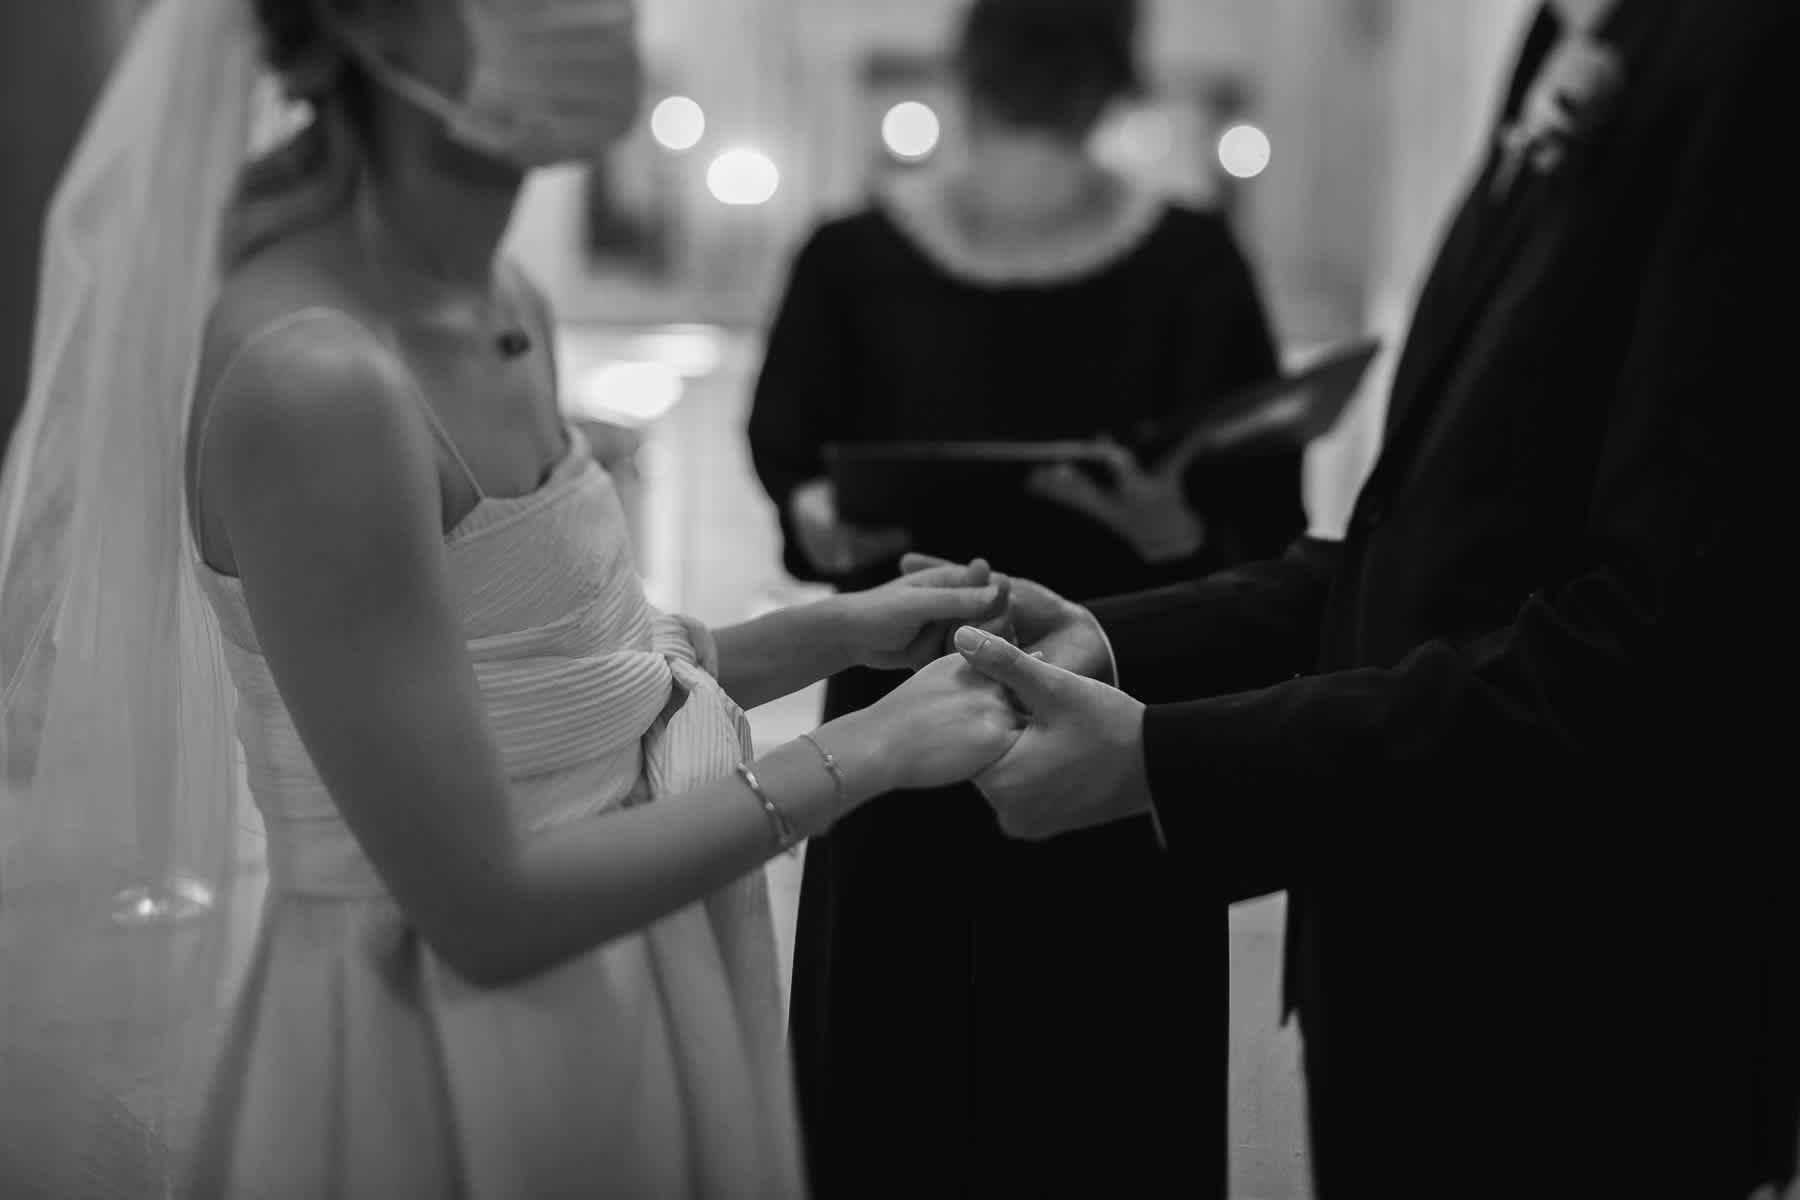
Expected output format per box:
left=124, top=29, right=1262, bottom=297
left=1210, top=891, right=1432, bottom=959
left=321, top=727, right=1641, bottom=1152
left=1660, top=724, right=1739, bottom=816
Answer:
left=332, top=0, right=644, bottom=168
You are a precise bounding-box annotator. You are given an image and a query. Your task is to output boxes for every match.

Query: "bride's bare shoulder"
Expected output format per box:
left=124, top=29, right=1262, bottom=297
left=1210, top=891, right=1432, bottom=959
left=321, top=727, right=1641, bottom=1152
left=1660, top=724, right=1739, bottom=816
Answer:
left=196, top=235, right=415, bottom=447
left=188, top=238, right=440, bottom=560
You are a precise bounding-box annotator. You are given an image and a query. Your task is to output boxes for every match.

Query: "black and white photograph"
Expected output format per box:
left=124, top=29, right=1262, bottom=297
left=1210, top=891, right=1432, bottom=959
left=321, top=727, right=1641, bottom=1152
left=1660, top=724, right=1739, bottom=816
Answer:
left=1, top=1, right=1794, bottom=1197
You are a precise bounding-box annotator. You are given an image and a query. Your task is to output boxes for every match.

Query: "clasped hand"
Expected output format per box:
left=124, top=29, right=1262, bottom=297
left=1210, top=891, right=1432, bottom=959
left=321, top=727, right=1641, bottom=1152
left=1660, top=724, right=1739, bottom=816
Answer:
left=831, top=558, right=1012, bottom=672
left=952, top=624, right=1153, bottom=841
left=871, top=555, right=1155, bottom=841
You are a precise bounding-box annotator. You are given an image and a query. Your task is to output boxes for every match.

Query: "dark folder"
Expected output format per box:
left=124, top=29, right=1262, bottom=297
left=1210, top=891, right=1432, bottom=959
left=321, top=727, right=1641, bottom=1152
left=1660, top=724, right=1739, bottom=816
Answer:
left=828, top=337, right=1381, bottom=527
left=1131, top=335, right=1382, bottom=466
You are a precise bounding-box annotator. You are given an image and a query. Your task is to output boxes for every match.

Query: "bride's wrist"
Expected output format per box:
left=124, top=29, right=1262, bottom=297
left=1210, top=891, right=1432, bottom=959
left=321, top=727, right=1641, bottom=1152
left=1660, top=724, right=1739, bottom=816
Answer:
left=808, top=712, right=898, bottom=818
left=810, top=594, right=862, bottom=673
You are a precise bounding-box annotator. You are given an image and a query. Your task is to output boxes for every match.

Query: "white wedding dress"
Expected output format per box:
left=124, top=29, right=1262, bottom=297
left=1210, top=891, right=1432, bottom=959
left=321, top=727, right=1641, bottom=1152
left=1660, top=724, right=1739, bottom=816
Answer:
left=185, top=362, right=803, bottom=1198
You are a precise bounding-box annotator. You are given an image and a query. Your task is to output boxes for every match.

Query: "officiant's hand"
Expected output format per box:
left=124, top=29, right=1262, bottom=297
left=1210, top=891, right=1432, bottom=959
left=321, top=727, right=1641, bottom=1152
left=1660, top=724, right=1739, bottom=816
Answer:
left=791, top=479, right=911, bottom=576
left=1026, top=441, right=1206, bottom=564
left=901, top=554, right=1114, bottom=683
left=833, top=559, right=1011, bottom=672
left=951, top=625, right=1152, bottom=840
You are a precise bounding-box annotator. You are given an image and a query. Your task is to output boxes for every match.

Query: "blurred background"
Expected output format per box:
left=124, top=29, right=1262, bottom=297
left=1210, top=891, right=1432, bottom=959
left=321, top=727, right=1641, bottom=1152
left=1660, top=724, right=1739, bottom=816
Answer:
left=0, top=3, right=1535, bottom=1196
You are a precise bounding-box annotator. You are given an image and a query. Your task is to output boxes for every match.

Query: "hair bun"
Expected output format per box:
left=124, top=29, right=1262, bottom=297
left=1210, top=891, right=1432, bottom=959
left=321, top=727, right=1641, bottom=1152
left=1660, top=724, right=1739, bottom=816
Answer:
left=970, top=0, right=1138, bottom=39
left=956, top=0, right=1142, bottom=134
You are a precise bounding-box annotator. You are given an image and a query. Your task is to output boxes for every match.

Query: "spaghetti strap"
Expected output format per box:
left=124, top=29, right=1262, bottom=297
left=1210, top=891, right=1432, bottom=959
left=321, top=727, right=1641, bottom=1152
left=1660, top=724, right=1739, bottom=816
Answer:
left=256, top=309, right=488, bottom=503
left=406, top=373, right=487, bottom=502
left=192, top=306, right=488, bottom=552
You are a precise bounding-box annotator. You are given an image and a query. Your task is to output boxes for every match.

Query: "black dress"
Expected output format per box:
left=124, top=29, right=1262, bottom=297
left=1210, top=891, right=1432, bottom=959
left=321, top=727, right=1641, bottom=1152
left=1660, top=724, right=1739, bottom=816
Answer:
left=749, top=185, right=1303, bottom=1196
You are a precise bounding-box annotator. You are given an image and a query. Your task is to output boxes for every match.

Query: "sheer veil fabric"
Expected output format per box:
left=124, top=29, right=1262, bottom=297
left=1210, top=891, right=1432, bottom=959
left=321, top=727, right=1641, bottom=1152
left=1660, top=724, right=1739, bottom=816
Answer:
left=0, top=0, right=262, bottom=1191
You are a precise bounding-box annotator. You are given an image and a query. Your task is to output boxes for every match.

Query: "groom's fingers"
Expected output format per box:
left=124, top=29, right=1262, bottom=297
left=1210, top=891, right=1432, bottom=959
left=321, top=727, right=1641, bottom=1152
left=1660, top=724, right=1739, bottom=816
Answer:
left=953, top=626, right=1065, bottom=711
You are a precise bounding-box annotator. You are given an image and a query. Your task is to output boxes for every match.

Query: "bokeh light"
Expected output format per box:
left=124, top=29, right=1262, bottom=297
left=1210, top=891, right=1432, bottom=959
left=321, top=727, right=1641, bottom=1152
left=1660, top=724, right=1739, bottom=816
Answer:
left=707, top=148, right=781, bottom=206
left=571, top=362, right=686, bottom=424
left=650, top=96, right=706, bottom=152
left=881, top=101, right=942, bottom=161
left=1217, top=123, right=1272, bottom=179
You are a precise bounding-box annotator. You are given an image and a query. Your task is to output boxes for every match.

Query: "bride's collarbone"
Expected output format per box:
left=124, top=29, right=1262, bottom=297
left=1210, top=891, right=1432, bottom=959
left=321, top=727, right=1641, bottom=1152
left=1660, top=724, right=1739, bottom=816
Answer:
left=399, top=348, right=567, bottom=499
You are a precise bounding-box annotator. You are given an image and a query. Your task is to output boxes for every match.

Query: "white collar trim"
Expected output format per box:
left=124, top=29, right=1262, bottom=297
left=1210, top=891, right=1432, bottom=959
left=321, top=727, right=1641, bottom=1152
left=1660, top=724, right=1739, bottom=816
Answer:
left=879, top=171, right=1166, bottom=288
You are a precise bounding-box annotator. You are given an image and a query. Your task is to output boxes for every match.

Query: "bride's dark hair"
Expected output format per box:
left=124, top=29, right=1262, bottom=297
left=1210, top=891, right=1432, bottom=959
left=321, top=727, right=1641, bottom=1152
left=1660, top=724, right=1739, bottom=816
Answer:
left=225, top=0, right=379, bottom=264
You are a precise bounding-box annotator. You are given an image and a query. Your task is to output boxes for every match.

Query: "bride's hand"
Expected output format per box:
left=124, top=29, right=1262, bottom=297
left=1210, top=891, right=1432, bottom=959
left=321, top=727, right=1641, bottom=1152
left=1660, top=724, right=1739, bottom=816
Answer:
left=829, top=653, right=1024, bottom=793
left=901, top=553, right=1112, bottom=683
left=830, top=559, right=1011, bottom=672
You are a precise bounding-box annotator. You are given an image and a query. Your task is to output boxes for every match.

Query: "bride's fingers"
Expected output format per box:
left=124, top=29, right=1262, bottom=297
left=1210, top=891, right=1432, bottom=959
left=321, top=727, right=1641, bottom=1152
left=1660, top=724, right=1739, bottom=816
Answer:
left=894, top=584, right=1007, bottom=628
left=900, top=552, right=953, bottom=574
left=933, top=575, right=1009, bottom=628
left=900, top=562, right=992, bottom=590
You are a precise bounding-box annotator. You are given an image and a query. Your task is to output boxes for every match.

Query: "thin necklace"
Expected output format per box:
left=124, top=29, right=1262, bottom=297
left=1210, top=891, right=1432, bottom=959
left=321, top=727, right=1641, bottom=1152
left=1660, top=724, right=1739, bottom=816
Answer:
left=354, top=193, right=534, bottom=361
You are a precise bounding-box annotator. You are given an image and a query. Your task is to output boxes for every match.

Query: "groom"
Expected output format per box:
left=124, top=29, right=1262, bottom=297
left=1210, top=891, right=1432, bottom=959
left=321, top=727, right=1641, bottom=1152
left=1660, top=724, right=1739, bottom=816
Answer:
left=934, top=0, right=1798, bottom=1195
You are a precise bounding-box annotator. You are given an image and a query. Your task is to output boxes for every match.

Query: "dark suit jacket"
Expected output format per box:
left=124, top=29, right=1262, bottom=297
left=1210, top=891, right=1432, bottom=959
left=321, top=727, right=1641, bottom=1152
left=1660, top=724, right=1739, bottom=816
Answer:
left=1091, top=3, right=1797, bottom=1195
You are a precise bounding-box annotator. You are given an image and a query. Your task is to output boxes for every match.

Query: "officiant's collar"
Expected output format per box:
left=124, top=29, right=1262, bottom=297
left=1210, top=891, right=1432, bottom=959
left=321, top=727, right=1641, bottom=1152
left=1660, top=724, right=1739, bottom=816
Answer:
left=878, top=169, right=1165, bottom=290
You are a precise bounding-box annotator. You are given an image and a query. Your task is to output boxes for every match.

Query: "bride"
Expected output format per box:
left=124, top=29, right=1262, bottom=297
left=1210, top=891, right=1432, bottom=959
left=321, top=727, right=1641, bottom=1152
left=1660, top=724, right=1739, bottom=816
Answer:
left=0, top=0, right=1021, bottom=1196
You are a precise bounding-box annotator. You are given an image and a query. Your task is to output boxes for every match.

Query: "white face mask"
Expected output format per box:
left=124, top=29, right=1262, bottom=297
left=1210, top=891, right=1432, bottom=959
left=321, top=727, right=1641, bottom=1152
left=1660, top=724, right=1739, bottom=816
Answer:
left=336, top=0, right=644, bottom=168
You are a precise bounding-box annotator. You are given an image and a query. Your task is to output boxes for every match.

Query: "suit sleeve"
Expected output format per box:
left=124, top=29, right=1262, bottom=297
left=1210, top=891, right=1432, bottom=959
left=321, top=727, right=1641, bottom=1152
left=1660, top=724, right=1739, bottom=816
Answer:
left=1088, top=536, right=1340, bottom=705
left=748, top=228, right=851, bottom=584
left=1135, top=25, right=1791, bottom=901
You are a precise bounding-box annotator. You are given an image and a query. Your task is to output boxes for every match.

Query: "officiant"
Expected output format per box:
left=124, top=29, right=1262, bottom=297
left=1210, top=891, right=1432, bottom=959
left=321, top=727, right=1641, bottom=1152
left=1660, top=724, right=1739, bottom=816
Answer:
left=746, top=0, right=1304, bottom=1192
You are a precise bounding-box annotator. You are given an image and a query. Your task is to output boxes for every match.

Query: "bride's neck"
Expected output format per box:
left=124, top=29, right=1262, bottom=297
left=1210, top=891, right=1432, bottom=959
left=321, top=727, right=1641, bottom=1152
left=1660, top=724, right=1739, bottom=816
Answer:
left=356, top=144, right=522, bottom=291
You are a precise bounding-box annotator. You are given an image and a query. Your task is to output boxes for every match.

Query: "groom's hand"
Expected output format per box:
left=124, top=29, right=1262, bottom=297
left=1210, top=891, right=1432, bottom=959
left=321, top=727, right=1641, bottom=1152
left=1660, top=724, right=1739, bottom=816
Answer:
left=902, top=554, right=1115, bottom=683
left=952, top=625, right=1151, bottom=841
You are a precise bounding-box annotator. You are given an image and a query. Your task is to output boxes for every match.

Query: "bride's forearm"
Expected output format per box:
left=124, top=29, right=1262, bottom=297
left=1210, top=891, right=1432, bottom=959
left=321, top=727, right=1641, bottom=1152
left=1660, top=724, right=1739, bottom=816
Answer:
left=711, top=597, right=854, bottom=710
left=472, top=715, right=893, bottom=989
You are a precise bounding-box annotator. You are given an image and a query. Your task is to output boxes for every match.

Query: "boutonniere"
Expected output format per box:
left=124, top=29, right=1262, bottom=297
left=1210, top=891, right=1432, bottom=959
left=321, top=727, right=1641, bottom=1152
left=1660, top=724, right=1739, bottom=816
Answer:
left=1495, top=34, right=1627, bottom=193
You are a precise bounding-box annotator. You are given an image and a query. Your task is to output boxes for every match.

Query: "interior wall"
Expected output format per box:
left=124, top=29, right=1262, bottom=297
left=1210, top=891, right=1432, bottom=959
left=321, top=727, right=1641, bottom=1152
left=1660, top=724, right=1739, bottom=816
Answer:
left=1312, top=0, right=1534, bottom=537
left=0, top=0, right=139, bottom=453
